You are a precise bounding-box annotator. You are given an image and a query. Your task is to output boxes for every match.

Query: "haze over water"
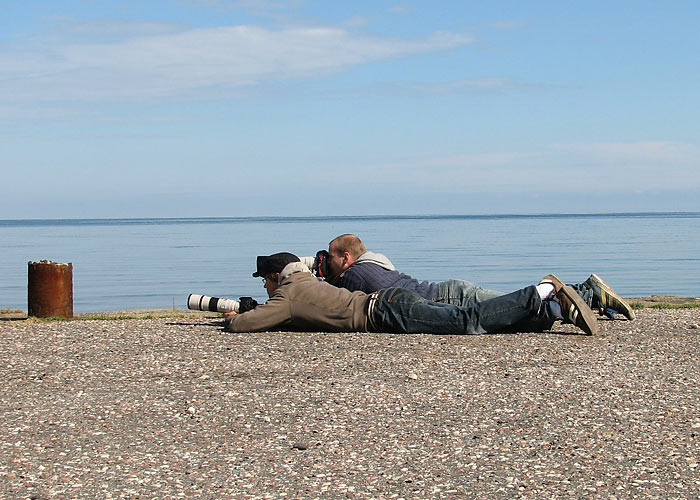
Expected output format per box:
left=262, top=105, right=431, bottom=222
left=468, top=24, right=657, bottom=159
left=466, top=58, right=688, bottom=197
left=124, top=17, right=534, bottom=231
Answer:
left=1, top=212, right=698, bottom=313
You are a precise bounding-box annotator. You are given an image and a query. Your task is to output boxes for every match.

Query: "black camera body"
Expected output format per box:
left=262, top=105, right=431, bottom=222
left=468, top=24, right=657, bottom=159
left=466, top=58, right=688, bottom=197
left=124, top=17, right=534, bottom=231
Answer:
left=238, top=296, right=259, bottom=313
left=314, top=250, right=330, bottom=278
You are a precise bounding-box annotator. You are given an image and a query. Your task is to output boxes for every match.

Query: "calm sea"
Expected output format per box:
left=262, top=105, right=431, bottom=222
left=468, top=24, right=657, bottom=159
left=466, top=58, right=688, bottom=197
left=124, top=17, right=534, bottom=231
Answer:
left=1, top=213, right=698, bottom=313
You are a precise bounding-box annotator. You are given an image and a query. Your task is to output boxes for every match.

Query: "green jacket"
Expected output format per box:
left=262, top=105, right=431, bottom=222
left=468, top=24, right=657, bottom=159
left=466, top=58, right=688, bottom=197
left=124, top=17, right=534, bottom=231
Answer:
left=225, top=262, right=371, bottom=333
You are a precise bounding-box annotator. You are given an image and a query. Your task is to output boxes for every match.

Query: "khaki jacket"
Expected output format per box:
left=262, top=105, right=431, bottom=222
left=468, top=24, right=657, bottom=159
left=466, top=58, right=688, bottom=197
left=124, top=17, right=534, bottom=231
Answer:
left=225, top=263, right=371, bottom=333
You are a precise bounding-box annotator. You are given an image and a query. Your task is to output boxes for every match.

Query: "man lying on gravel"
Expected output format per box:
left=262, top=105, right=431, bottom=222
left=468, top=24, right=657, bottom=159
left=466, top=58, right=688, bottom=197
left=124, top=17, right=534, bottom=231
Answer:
left=301, top=233, right=635, bottom=321
left=224, top=252, right=599, bottom=336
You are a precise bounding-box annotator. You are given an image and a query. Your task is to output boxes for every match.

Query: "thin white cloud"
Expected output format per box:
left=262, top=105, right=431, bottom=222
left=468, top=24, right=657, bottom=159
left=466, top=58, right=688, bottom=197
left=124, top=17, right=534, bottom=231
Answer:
left=553, top=141, right=699, bottom=163
left=337, top=141, right=700, bottom=193
left=55, top=20, right=182, bottom=41
left=0, top=23, right=472, bottom=103
left=412, top=77, right=536, bottom=94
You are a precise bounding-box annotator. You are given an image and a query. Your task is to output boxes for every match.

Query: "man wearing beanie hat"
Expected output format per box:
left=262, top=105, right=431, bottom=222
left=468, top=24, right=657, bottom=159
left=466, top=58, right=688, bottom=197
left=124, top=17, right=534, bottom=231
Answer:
left=224, top=252, right=598, bottom=336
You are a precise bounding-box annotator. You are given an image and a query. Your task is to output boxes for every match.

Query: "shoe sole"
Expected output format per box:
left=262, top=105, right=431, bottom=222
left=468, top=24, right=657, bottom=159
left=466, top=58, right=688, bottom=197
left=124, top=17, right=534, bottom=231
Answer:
left=590, top=273, right=636, bottom=321
left=542, top=274, right=598, bottom=335
left=561, top=284, right=599, bottom=335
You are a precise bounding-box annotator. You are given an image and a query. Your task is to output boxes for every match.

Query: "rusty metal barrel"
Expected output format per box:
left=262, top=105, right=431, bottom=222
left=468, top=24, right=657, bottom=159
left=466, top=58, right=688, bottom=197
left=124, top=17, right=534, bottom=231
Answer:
left=28, top=260, right=73, bottom=318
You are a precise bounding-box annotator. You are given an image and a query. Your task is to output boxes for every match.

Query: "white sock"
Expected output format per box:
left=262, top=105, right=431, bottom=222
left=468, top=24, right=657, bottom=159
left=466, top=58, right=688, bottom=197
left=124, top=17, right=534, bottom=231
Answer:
left=536, top=283, right=555, bottom=300
left=548, top=300, right=563, bottom=319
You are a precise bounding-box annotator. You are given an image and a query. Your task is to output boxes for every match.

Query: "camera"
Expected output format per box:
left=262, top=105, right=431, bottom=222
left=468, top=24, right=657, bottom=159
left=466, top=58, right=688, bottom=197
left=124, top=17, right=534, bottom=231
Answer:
left=300, top=250, right=330, bottom=278
left=187, top=294, right=258, bottom=314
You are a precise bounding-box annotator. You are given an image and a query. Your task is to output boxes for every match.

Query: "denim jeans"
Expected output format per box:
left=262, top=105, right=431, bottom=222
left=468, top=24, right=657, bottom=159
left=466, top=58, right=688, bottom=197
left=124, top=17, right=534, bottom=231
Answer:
left=430, top=279, right=504, bottom=307
left=432, top=279, right=595, bottom=310
left=372, top=285, right=554, bottom=335
left=569, top=282, right=594, bottom=309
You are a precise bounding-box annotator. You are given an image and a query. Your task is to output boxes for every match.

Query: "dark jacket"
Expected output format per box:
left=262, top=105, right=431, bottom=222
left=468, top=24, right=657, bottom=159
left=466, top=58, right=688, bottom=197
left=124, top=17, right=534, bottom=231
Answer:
left=331, top=251, right=434, bottom=298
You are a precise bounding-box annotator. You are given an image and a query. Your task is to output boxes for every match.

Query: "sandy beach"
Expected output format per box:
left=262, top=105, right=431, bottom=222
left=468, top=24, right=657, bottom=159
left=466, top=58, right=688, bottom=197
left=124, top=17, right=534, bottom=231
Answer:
left=1, top=307, right=699, bottom=499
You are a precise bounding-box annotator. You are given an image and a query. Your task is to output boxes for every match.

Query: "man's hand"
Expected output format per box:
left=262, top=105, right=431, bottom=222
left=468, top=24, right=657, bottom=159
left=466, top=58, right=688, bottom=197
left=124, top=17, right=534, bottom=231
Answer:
left=223, top=310, right=238, bottom=330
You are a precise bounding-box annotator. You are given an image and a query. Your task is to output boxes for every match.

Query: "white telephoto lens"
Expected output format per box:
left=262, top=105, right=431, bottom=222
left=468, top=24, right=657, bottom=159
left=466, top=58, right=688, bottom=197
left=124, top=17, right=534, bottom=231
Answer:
left=187, top=294, right=239, bottom=313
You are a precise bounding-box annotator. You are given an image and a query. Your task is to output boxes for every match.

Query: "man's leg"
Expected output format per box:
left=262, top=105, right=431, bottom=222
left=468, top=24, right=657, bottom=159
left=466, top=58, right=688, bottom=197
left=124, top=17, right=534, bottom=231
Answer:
left=440, top=277, right=615, bottom=317
left=373, top=286, right=547, bottom=335
left=568, top=283, right=594, bottom=308
left=431, top=279, right=504, bottom=307
left=436, top=275, right=633, bottom=322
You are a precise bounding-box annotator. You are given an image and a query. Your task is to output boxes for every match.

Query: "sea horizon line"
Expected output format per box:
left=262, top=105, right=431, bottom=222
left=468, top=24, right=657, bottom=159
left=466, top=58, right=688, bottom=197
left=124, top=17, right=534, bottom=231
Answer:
left=2, top=210, right=700, bottom=227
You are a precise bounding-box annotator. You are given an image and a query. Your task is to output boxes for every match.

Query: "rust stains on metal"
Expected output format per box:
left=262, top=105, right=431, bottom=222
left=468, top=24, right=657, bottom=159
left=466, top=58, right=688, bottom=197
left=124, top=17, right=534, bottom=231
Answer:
left=28, top=260, right=73, bottom=318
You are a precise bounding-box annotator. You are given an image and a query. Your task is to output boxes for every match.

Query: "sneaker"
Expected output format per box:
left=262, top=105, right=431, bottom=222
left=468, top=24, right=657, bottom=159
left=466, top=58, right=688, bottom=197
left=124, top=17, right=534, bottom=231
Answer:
left=540, top=274, right=599, bottom=335
left=585, top=273, right=636, bottom=321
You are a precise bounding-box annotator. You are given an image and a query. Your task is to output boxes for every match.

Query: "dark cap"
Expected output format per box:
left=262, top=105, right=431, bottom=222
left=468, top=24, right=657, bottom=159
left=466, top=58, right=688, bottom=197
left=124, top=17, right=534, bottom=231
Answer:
left=252, top=252, right=300, bottom=277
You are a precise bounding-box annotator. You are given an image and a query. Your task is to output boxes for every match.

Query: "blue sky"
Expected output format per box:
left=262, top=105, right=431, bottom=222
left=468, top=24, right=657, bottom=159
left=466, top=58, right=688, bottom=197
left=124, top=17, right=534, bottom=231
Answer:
left=1, top=0, right=699, bottom=218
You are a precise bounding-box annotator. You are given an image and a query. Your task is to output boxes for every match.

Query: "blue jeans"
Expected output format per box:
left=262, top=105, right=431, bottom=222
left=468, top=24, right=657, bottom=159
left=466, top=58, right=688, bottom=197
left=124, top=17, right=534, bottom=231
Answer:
left=430, top=279, right=504, bottom=306
left=570, top=282, right=594, bottom=309
left=372, top=286, right=554, bottom=335
left=432, top=279, right=595, bottom=310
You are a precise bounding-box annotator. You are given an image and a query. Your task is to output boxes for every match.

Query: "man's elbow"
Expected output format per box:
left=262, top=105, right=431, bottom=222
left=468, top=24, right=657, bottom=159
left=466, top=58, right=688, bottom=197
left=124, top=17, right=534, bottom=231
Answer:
left=223, top=315, right=237, bottom=332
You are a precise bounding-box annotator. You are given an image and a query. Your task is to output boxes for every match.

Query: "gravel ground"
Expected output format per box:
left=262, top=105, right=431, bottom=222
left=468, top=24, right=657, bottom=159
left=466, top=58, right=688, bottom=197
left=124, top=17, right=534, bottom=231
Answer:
left=1, top=309, right=699, bottom=499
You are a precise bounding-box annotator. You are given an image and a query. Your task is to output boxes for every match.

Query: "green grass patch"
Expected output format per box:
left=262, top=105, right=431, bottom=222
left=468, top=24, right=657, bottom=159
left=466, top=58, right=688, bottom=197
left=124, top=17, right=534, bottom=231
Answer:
left=630, top=301, right=700, bottom=310
left=647, top=302, right=700, bottom=310
left=27, top=310, right=215, bottom=322
left=78, top=312, right=202, bottom=321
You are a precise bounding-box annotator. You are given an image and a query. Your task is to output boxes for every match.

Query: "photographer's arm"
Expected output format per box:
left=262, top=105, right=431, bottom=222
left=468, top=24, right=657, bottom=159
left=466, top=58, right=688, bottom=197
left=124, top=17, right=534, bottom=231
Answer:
left=224, top=293, right=292, bottom=332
